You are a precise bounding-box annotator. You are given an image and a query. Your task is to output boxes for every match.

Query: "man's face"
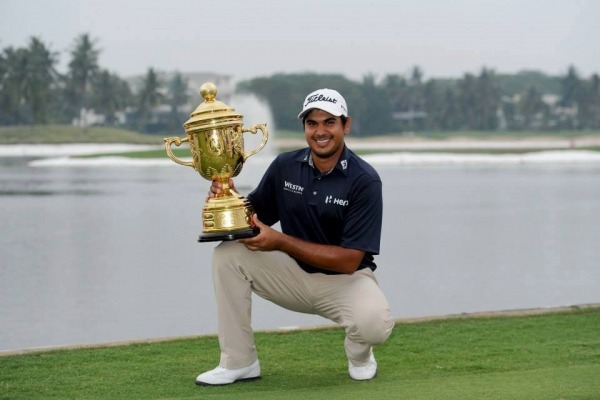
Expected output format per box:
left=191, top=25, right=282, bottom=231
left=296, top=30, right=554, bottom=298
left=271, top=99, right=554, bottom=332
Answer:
left=303, top=109, right=351, bottom=160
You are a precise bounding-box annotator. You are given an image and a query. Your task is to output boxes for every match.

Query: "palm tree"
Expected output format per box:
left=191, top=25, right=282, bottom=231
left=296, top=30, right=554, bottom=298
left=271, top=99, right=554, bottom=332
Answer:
left=475, top=68, right=500, bottom=130
left=571, top=72, right=600, bottom=130
left=439, top=87, right=461, bottom=131
left=560, top=66, right=582, bottom=108
left=92, top=69, right=132, bottom=125
left=381, top=74, right=407, bottom=111
left=381, top=74, right=406, bottom=132
left=359, top=74, right=391, bottom=136
left=135, top=68, right=164, bottom=132
left=166, top=72, right=189, bottom=131
left=0, top=47, right=29, bottom=124
left=65, top=33, right=100, bottom=126
left=22, top=37, right=59, bottom=124
left=404, top=66, right=425, bottom=131
left=583, top=74, right=600, bottom=129
left=519, top=85, right=547, bottom=130
left=422, top=79, right=441, bottom=130
left=457, top=73, right=478, bottom=130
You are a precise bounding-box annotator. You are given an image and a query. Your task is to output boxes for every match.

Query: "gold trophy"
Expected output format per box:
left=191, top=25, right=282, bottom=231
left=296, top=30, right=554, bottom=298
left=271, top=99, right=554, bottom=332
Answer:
left=164, top=82, right=268, bottom=242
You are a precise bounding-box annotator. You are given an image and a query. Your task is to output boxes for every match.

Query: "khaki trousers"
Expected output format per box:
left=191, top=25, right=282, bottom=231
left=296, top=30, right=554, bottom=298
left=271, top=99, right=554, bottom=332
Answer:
left=212, top=241, right=394, bottom=369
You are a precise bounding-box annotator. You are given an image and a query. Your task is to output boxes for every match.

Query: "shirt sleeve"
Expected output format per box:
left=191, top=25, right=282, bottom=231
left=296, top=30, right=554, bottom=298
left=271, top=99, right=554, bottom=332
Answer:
left=339, top=175, right=383, bottom=255
left=247, top=157, right=280, bottom=227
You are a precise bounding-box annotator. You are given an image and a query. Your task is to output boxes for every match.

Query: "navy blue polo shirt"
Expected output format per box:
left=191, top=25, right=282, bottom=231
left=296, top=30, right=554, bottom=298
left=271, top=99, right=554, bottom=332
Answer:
left=247, top=146, right=383, bottom=274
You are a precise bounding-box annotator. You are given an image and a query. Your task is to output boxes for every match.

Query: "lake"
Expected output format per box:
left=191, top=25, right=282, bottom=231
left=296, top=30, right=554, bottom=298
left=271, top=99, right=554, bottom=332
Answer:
left=1, top=147, right=599, bottom=352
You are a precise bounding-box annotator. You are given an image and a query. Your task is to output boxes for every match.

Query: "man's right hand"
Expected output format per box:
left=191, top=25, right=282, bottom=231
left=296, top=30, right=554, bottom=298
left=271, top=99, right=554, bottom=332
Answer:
left=206, top=178, right=236, bottom=202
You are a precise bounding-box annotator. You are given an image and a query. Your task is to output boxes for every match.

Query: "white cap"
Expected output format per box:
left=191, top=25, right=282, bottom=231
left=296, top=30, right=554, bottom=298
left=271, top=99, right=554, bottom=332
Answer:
left=297, top=88, right=348, bottom=119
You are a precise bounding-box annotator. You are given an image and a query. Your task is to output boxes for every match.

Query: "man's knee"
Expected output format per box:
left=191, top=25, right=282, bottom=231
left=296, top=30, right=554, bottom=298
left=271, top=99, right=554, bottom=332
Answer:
left=347, top=306, right=395, bottom=345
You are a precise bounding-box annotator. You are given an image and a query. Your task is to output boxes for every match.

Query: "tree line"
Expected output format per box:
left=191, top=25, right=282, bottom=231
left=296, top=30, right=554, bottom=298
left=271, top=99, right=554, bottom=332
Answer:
left=0, top=34, right=189, bottom=134
left=2, top=34, right=599, bottom=137
left=239, top=68, right=600, bottom=136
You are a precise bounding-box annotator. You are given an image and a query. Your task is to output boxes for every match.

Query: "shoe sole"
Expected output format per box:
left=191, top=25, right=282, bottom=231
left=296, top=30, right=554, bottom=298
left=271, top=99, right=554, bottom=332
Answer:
left=350, top=371, right=378, bottom=381
left=195, top=376, right=262, bottom=387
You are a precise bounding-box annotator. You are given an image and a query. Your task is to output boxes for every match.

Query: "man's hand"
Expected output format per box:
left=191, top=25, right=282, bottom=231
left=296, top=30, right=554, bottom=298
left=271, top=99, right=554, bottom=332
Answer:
left=238, top=214, right=365, bottom=274
left=238, top=214, right=280, bottom=252
left=206, top=178, right=236, bottom=202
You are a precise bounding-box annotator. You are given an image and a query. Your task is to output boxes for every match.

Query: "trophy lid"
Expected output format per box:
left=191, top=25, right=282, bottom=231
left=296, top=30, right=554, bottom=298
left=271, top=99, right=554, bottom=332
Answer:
left=184, top=82, right=243, bottom=133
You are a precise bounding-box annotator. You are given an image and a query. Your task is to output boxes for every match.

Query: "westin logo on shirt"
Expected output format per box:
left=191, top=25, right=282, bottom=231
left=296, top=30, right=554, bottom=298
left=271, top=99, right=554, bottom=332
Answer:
left=284, top=180, right=304, bottom=195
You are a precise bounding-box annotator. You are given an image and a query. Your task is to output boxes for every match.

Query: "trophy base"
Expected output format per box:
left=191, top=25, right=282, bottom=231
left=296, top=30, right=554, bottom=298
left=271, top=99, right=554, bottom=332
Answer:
left=198, top=227, right=259, bottom=243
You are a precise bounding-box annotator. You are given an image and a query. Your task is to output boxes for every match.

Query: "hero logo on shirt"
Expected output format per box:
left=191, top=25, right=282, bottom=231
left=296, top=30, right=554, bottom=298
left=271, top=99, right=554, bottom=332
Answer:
left=284, top=180, right=304, bottom=195
left=325, top=195, right=349, bottom=207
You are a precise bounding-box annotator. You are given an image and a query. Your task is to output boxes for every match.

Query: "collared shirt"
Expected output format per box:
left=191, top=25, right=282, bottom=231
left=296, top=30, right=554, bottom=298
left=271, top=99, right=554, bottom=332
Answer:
left=248, top=145, right=383, bottom=274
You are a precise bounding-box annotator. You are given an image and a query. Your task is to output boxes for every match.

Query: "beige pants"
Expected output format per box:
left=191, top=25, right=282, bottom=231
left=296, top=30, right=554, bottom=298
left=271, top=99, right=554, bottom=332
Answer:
left=212, top=241, right=394, bottom=369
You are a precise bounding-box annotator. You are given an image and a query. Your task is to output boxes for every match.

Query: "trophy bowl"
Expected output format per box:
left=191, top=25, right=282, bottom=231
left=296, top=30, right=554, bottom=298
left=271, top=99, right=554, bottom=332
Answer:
left=164, top=82, right=268, bottom=242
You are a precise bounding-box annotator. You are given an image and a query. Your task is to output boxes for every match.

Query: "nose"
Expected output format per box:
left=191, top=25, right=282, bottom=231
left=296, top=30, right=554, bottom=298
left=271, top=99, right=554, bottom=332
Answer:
left=315, top=122, right=328, bottom=136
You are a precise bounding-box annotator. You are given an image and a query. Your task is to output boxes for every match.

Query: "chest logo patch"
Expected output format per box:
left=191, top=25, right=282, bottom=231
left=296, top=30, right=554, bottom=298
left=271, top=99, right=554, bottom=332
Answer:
left=325, top=195, right=349, bottom=207
left=284, top=180, right=304, bottom=195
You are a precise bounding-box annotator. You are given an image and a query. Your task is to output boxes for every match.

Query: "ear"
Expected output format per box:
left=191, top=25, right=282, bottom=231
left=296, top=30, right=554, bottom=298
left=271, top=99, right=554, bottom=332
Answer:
left=343, top=116, right=352, bottom=134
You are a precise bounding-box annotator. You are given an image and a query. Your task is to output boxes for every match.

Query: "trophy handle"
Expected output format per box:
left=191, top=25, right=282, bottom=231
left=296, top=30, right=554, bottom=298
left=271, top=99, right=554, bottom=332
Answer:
left=164, top=136, right=194, bottom=167
left=241, top=123, right=269, bottom=161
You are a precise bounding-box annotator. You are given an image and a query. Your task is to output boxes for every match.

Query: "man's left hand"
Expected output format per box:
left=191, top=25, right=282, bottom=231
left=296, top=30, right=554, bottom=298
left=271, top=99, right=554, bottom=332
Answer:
left=238, top=214, right=280, bottom=252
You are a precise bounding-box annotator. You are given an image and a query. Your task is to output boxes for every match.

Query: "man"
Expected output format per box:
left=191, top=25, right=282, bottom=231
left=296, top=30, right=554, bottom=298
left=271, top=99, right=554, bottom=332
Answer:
left=196, top=88, right=394, bottom=386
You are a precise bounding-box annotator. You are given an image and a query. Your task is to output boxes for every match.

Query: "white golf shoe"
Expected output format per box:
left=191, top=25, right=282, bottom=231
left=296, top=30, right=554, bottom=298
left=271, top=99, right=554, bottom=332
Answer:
left=195, top=360, right=261, bottom=386
left=348, top=352, right=377, bottom=381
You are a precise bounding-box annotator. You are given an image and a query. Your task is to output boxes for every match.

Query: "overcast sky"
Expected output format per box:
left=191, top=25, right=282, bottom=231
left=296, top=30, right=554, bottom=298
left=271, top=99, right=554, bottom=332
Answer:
left=1, top=0, right=598, bottom=83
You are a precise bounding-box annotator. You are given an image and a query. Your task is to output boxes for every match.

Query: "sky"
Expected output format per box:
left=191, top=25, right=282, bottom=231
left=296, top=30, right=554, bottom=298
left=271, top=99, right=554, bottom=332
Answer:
left=1, top=0, right=599, bottom=83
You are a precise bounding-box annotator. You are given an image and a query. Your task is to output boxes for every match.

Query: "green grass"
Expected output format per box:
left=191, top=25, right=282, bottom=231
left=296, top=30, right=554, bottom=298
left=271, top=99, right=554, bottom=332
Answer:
left=1, top=307, right=598, bottom=399
left=78, top=148, right=186, bottom=159
left=0, top=125, right=163, bottom=145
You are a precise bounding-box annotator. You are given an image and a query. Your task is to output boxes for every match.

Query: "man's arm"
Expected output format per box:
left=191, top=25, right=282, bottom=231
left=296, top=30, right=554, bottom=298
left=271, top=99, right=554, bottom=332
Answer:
left=239, top=215, right=364, bottom=274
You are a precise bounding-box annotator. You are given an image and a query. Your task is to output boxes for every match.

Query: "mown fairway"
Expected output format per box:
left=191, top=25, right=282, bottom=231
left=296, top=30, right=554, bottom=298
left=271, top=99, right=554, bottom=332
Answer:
left=1, top=306, right=598, bottom=399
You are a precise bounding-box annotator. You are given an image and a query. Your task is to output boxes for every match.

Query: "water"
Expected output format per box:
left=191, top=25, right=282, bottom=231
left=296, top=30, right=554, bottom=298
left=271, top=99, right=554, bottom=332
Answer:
left=1, top=153, right=599, bottom=352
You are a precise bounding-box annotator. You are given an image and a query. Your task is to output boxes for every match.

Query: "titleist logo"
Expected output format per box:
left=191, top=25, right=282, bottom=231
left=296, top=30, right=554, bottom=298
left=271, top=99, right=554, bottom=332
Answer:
left=305, top=94, right=338, bottom=107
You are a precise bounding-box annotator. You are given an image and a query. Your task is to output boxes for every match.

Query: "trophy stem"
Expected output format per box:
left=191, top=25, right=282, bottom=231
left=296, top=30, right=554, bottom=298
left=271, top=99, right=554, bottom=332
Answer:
left=216, top=177, right=240, bottom=199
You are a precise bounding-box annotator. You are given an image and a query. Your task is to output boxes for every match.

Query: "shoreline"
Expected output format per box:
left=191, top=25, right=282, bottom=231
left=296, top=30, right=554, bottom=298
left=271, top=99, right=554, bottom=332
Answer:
left=2, top=303, right=597, bottom=357
left=280, top=134, right=600, bottom=151
left=0, top=135, right=600, bottom=167
left=0, top=143, right=162, bottom=157
left=1, top=135, right=599, bottom=158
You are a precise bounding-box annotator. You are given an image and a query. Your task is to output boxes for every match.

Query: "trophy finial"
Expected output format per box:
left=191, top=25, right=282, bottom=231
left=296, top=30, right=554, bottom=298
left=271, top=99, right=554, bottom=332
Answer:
left=200, top=82, right=217, bottom=102
left=185, top=81, right=242, bottom=132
